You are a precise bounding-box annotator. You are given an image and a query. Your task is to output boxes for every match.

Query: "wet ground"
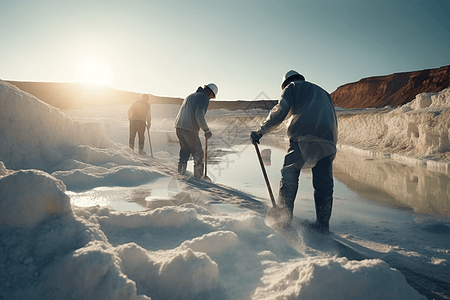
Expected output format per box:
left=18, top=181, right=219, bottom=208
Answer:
left=68, top=141, right=450, bottom=224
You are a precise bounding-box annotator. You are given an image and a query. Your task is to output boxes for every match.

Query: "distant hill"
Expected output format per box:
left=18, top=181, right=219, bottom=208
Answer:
left=7, top=64, right=450, bottom=111
left=331, top=65, right=450, bottom=108
left=5, top=81, right=179, bottom=110
left=5, top=81, right=277, bottom=111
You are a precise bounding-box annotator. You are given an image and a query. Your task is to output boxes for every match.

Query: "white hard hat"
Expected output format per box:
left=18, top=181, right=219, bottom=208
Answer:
left=281, top=70, right=304, bottom=89
left=205, top=83, right=218, bottom=98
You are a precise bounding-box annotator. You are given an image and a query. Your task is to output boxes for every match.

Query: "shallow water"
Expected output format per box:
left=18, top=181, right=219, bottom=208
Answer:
left=204, top=143, right=442, bottom=221
left=333, top=148, right=450, bottom=218
left=68, top=177, right=174, bottom=212
left=68, top=140, right=450, bottom=223
left=65, top=108, right=450, bottom=220
left=195, top=141, right=450, bottom=220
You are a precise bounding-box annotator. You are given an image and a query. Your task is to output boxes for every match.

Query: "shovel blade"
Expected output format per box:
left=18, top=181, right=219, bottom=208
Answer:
left=265, top=206, right=291, bottom=228
left=201, top=175, right=212, bottom=182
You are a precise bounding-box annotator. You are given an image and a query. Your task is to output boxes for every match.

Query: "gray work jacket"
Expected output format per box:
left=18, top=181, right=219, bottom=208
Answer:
left=259, top=80, right=338, bottom=167
left=174, top=87, right=210, bottom=133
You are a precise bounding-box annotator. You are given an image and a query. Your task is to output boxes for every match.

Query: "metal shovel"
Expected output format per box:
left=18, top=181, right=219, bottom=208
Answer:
left=253, top=142, right=289, bottom=227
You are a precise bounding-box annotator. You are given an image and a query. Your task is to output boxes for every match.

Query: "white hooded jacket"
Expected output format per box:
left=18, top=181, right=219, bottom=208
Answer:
left=258, top=80, right=338, bottom=167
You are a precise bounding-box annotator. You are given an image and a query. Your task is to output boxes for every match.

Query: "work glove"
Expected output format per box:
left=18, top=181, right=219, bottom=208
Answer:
left=250, top=131, right=262, bottom=144
left=205, top=130, right=212, bottom=139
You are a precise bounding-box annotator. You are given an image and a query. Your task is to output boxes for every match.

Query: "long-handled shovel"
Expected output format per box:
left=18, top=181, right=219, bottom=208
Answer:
left=147, top=127, right=153, bottom=157
left=253, top=142, right=289, bottom=227
left=201, top=137, right=211, bottom=181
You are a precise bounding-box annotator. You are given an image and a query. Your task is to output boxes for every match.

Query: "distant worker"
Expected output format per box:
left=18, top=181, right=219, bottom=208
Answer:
left=251, top=70, right=338, bottom=233
left=174, top=83, right=218, bottom=178
left=128, top=94, right=152, bottom=155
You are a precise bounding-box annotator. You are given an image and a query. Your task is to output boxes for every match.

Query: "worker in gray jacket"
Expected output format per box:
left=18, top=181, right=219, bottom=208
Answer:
left=174, top=83, right=218, bottom=178
left=251, top=70, right=338, bottom=233
left=128, top=94, right=152, bottom=155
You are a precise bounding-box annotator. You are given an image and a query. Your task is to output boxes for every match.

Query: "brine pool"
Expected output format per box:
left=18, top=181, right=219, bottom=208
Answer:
left=68, top=141, right=450, bottom=224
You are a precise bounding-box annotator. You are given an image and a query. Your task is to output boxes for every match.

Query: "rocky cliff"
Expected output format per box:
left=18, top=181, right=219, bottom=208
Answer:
left=331, top=65, right=450, bottom=109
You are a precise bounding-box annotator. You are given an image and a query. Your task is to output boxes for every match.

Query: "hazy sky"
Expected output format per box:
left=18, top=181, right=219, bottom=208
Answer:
left=1, top=0, right=449, bottom=100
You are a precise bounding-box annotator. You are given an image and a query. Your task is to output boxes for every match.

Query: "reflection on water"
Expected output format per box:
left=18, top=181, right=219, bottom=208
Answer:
left=67, top=186, right=148, bottom=212
left=68, top=177, right=203, bottom=212
left=208, top=140, right=450, bottom=218
left=205, top=142, right=286, bottom=202
left=334, top=148, right=450, bottom=217
left=68, top=133, right=450, bottom=218
left=68, top=178, right=175, bottom=212
left=260, top=149, right=272, bottom=166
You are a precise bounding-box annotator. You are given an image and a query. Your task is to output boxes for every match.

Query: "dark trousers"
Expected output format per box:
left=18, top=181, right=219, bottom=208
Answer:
left=276, top=140, right=335, bottom=229
left=129, top=120, right=146, bottom=149
left=281, top=140, right=334, bottom=199
left=175, top=128, right=203, bottom=165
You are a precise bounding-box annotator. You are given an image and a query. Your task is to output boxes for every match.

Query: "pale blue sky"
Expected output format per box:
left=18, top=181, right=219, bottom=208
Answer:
left=1, top=0, right=449, bottom=100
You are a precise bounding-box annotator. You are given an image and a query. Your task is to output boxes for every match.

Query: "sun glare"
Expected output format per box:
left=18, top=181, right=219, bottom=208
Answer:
left=74, top=56, right=114, bottom=87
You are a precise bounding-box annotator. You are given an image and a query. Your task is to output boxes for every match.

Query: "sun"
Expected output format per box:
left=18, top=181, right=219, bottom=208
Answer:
left=74, top=56, right=114, bottom=86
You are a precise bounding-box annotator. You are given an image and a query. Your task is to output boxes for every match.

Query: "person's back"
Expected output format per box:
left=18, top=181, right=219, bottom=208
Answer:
left=174, top=87, right=210, bottom=133
left=128, top=99, right=150, bottom=122
left=174, top=83, right=217, bottom=177
left=251, top=70, right=337, bottom=232
left=284, top=80, right=337, bottom=144
left=128, top=94, right=151, bottom=154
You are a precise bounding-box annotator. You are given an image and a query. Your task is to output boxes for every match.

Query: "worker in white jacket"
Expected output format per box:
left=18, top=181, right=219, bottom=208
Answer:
left=128, top=94, right=152, bottom=155
left=174, top=83, right=218, bottom=178
left=251, top=70, right=338, bottom=233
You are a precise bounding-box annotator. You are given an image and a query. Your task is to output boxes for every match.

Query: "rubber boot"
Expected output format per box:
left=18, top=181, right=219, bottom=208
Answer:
left=139, top=144, right=146, bottom=155
left=193, top=151, right=204, bottom=178
left=314, top=196, right=333, bottom=234
left=277, top=181, right=299, bottom=227
left=178, top=150, right=190, bottom=175
left=178, top=163, right=187, bottom=175
left=194, top=163, right=204, bottom=178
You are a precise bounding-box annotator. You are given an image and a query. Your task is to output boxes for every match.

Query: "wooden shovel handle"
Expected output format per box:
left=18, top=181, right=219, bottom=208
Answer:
left=147, top=127, right=153, bottom=157
left=204, top=137, right=208, bottom=175
left=253, top=142, right=277, bottom=207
